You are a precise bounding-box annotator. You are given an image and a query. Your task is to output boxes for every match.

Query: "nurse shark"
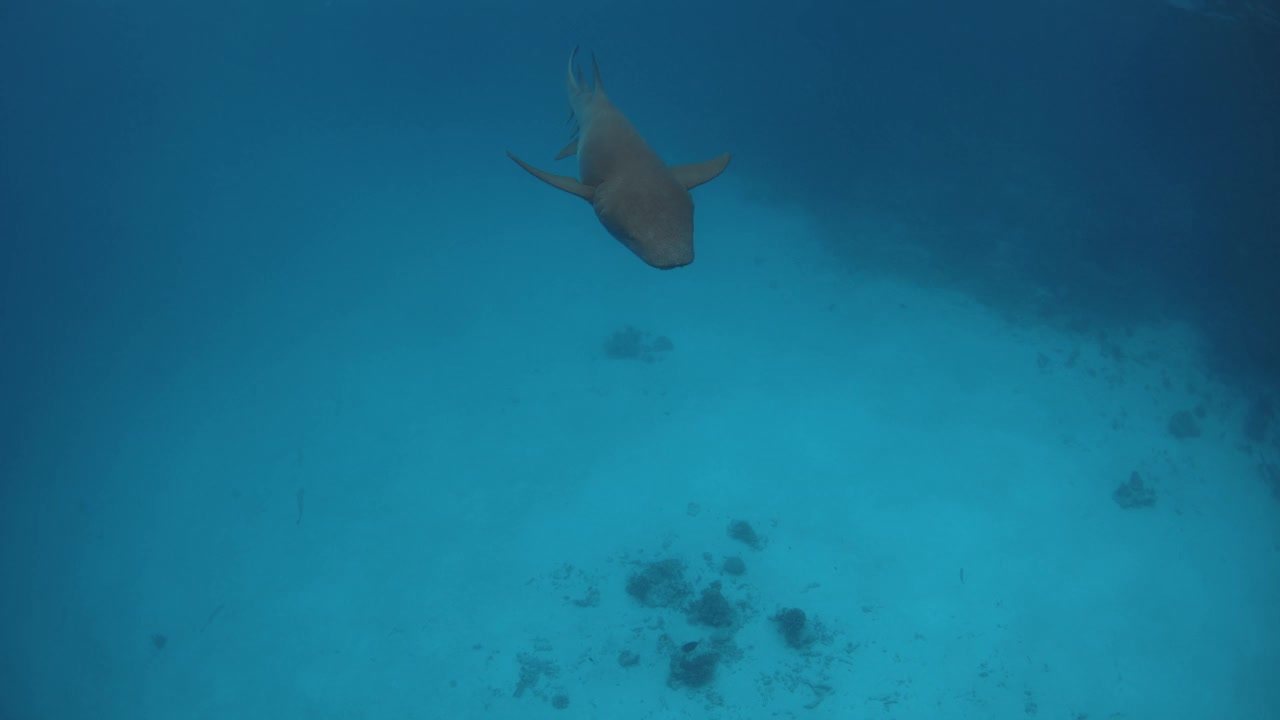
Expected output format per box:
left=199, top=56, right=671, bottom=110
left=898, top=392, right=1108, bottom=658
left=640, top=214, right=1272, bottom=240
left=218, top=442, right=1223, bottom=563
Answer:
left=507, top=49, right=730, bottom=269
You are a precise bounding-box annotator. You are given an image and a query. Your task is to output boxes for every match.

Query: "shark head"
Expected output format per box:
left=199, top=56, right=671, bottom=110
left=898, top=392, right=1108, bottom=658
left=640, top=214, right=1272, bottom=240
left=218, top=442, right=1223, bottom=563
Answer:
left=592, top=175, right=696, bottom=269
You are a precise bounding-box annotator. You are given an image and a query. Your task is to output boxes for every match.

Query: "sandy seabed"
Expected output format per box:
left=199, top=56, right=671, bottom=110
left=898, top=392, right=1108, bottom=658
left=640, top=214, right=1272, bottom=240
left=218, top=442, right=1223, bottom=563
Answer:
left=9, top=183, right=1279, bottom=720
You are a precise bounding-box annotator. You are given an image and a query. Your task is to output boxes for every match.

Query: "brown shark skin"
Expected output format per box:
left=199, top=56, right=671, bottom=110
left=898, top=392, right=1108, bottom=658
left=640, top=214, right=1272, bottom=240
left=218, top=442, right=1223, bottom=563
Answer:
left=507, top=50, right=730, bottom=269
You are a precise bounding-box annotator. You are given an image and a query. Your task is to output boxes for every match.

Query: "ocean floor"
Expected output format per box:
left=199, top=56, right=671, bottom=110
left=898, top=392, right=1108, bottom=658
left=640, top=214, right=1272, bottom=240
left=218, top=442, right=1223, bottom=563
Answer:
left=6, top=179, right=1279, bottom=720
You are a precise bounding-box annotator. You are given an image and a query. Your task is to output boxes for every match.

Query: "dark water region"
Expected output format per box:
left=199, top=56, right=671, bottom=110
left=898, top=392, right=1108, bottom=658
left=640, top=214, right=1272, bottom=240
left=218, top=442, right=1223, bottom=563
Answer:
left=707, top=0, right=1280, bottom=384
left=3, top=1, right=1275, bottom=387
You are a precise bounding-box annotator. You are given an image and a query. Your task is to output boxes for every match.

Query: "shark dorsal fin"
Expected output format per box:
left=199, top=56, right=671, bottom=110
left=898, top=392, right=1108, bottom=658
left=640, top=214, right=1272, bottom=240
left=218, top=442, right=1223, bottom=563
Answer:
left=591, top=53, right=605, bottom=94
left=670, top=153, right=732, bottom=190
left=506, top=150, right=595, bottom=202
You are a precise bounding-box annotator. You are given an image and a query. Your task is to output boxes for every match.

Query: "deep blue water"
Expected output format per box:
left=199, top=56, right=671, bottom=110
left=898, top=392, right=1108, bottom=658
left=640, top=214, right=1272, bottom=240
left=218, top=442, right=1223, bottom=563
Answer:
left=2, top=2, right=1278, bottom=718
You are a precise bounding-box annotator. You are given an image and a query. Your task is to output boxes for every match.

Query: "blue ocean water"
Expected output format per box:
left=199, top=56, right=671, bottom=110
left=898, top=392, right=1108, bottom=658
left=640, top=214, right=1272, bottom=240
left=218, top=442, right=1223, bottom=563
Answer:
left=2, top=0, right=1278, bottom=717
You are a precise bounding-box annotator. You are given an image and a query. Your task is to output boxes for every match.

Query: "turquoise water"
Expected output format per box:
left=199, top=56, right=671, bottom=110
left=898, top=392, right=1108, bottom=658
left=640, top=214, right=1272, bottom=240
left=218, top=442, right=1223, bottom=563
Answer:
left=2, top=1, right=1278, bottom=718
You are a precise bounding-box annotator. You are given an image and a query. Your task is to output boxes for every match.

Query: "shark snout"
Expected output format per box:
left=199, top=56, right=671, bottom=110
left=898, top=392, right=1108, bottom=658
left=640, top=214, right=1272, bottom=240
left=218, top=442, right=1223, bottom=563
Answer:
left=615, top=221, right=694, bottom=269
left=639, top=239, right=694, bottom=269
left=593, top=184, right=696, bottom=269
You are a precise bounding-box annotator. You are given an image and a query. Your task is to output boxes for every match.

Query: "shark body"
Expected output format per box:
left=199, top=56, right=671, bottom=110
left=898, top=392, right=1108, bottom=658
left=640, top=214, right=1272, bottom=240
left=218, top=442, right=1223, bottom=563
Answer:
left=507, top=49, right=730, bottom=269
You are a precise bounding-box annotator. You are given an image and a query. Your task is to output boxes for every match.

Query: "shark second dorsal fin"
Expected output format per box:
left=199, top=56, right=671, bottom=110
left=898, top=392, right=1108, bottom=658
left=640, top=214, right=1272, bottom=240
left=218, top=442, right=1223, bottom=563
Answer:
left=506, top=151, right=595, bottom=202
left=554, top=138, right=579, bottom=161
left=670, top=153, right=732, bottom=190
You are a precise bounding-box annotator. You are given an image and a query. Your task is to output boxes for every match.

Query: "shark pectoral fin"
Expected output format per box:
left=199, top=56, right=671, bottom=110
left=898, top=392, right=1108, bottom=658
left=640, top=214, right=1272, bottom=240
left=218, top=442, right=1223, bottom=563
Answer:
left=553, top=138, right=579, bottom=161
left=507, top=150, right=595, bottom=202
left=670, top=153, right=732, bottom=190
